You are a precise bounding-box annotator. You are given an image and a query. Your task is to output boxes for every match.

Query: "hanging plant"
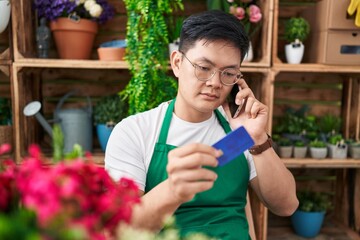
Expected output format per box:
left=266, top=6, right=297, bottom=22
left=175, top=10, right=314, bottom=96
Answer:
left=122, top=0, right=183, bottom=114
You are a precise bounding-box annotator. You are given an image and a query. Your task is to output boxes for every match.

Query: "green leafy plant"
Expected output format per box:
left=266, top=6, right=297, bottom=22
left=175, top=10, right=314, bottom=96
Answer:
left=0, top=97, right=11, bottom=125
left=274, top=105, right=317, bottom=136
left=121, top=0, right=183, bottom=115
left=94, top=94, right=128, bottom=126
left=309, top=139, right=327, bottom=148
left=284, top=17, right=310, bottom=43
left=297, top=191, right=332, bottom=212
left=167, top=15, right=184, bottom=44
left=277, top=137, right=292, bottom=147
left=294, top=140, right=306, bottom=147
left=318, top=114, right=341, bottom=135
left=328, top=133, right=346, bottom=148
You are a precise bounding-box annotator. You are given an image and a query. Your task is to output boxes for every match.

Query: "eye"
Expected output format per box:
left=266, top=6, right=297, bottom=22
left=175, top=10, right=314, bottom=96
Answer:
left=196, top=65, right=211, bottom=72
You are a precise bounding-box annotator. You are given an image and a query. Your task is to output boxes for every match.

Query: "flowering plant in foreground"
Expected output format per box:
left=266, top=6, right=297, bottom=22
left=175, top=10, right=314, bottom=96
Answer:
left=227, top=0, right=262, bottom=39
left=33, top=0, right=115, bottom=24
left=0, top=143, right=140, bottom=240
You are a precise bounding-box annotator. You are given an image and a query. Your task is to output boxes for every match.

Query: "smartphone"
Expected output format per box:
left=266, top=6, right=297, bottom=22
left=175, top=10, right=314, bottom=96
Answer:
left=227, top=85, right=243, bottom=119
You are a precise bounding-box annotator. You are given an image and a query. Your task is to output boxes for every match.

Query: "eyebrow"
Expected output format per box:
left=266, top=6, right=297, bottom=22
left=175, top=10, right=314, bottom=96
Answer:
left=195, top=56, right=240, bottom=69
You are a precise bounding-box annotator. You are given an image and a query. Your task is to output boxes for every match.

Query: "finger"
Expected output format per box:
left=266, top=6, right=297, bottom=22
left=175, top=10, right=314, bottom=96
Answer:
left=170, top=168, right=218, bottom=184
left=167, top=152, right=219, bottom=173
left=169, top=143, right=221, bottom=159
left=173, top=181, right=215, bottom=200
left=236, top=86, right=255, bottom=102
left=244, top=97, right=256, bottom=118
left=249, top=101, right=262, bottom=119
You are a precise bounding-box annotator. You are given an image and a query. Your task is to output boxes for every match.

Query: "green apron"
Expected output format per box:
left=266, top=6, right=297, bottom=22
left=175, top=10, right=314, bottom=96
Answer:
left=145, top=100, right=250, bottom=240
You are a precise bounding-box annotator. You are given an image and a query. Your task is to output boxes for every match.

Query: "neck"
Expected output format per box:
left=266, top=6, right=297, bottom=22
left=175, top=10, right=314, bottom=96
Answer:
left=173, top=98, right=213, bottom=123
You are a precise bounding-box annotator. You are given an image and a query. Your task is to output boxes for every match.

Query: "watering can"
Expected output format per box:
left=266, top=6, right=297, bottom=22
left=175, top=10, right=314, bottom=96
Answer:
left=23, top=91, right=93, bottom=153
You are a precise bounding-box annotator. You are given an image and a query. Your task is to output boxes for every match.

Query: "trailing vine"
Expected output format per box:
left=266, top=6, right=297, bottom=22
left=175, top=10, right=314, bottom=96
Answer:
left=122, top=0, right=183, bottom=115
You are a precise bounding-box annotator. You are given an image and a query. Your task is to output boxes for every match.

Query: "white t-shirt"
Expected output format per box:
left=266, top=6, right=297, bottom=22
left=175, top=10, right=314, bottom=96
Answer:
left=105, top=101, right=257, bottom=191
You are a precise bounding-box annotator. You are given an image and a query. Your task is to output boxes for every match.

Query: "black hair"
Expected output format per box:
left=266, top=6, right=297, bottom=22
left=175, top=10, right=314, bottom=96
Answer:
left=179, top=10, right=249, bottom=62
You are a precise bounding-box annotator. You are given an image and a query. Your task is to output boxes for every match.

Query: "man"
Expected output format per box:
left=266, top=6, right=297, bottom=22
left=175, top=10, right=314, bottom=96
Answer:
left=105, top=10, right=298, bottom=239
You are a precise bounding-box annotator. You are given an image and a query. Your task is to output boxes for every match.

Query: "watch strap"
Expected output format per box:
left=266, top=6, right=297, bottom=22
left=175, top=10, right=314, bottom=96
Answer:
left=249, top=135, right=273, bottom=155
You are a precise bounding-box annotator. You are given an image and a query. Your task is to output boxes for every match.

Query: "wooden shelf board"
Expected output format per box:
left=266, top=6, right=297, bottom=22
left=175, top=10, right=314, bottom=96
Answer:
left=273, top=63, right=360, bottom=74
left=12, top=58, right=271, bottom=72
left=14, top=58, right=129, bottom=69
left=283, top=158, right=360, bottom=168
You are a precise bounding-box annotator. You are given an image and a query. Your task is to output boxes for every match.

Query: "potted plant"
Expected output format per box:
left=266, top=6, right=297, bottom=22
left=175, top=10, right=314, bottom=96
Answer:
left=276, top=137, right=293, bottom=158
left=0, top=0, right=11, bottom=34
left=207, top=0, right=263, bottom=62
left=284, top=17, right=310, bottom=64
left=291, top=191, right=332, bottom=238
left=94, top=94, right=128, bottom=152
left=293, top=140, right=307, bottom=158
left=346, top=139, right=360, bottom=159
left=309, top=139, right=328, bottom=159
left=33, top=0, right=115, bottom=59
left=327, top=133, right=348, bottom=159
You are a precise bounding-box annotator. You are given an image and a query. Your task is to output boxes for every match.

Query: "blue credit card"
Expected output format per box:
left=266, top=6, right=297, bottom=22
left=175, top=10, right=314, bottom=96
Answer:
left=212, top=126, right=255, bottom=166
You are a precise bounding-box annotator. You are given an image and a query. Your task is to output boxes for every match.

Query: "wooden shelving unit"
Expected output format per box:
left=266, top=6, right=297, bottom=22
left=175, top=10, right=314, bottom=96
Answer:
left=4, top=0, right=360, bottom=239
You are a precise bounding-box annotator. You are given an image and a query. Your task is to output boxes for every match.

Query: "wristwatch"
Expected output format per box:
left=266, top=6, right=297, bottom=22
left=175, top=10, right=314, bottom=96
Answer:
left=249, top=135, right=273, bottom=155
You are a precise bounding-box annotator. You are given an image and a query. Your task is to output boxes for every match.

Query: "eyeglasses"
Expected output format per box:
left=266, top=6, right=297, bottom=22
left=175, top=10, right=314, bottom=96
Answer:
left=180, top=51, right=243, bottom=86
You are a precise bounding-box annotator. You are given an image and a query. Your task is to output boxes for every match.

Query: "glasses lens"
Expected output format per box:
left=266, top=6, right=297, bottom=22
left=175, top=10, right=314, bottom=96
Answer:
left=221, top=69, right=242, bottom=85
left=194, top=66, right=213, bottom=81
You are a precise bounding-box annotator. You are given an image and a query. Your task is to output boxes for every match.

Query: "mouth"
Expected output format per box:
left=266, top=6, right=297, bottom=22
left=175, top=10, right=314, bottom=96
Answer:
left=200, top=92, right=220, bottom=99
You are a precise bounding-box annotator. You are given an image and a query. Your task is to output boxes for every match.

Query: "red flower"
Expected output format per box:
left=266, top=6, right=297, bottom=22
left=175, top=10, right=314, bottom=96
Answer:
left=1, top=144, right=141, bottom=240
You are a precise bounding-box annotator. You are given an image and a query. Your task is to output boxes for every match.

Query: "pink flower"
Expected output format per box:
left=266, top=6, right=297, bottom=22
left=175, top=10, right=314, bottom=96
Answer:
left=248, top=4, right=262, bottom=23
left=0, top=144, right=11, bottom=155
left=235, top=7, right=246, bottom=20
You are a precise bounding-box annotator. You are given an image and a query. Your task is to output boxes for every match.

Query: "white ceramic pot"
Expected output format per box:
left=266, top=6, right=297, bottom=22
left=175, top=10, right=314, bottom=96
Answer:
left=285, top=42, right=304, bottom=64
left=310, top=147, right=327, bottom=159
left=294, top=146, right=307, bottom=158
left=0, top=0, right=11, bottom=34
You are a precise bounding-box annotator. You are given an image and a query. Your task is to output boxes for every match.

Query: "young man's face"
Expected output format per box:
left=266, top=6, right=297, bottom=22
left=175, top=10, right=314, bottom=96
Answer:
left=170, top=39, right=242, bottom=122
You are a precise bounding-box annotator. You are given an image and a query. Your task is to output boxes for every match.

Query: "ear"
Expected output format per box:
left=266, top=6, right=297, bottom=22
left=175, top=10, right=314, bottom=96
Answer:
left=170, top=50, right=182, bottom=78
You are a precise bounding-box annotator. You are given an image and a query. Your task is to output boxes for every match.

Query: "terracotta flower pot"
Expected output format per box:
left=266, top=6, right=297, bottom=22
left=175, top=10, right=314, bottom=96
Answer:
left=50, top=18, right=98, bottom=59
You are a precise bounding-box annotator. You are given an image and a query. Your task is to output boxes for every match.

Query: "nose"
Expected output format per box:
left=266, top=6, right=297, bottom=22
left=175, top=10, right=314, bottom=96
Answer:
left=205, top=70, right=222, bottom=88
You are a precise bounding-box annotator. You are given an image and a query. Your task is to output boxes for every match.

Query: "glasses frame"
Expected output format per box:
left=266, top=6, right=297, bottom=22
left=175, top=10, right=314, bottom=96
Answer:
left=179, top=51, right=243, bottom=86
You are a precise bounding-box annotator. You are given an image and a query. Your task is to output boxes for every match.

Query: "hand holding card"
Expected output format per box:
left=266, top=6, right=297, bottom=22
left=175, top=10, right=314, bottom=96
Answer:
left=212, top=126, right=254, bottom=166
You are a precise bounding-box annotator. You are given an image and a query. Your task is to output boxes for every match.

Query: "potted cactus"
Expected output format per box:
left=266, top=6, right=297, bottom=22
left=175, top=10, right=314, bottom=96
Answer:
left=309, top=139, right=327, bottom=159
left=293, top=140, right=307, bottom=158
left=327, top=134, right=347, bottom=159
left=94, top=94, right=128, bottom=152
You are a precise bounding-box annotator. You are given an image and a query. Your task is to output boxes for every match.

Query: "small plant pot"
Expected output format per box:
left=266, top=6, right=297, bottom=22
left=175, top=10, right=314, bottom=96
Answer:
left=278, top=146, right=293, bottom=158
left=291, top=210, right=325, bottom=238
left=327, top=144, right=348, bottom=159
left=97, top=40, right=126, bottom=61
left=309, top=147, right=327, bottom=159
left=349, top=145, right=360, bottom=159
left=285, top=42, right=304, bottom=64
left=293, top=146, right=307, bottom=158
left=96, top=124, right=114, bottom=152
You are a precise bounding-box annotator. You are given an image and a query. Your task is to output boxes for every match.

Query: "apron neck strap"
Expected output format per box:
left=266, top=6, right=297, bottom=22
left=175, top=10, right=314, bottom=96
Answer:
left=158, top=99, right=175, bottom=144
left=215, top=109, right=232, bottom=133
